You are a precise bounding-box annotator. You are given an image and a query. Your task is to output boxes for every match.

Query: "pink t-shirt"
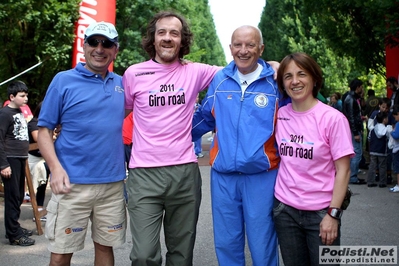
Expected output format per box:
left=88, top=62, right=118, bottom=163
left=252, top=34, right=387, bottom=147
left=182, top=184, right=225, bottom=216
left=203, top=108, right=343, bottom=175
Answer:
left=274, top=101, right=354, bottom=210
left=123, top=60, right=221, bottom=168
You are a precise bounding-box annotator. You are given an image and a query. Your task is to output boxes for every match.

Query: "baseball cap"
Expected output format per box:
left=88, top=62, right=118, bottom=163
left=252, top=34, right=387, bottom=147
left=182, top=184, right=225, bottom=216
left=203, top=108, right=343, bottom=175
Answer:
left=84, top=21, right=118, bottom=42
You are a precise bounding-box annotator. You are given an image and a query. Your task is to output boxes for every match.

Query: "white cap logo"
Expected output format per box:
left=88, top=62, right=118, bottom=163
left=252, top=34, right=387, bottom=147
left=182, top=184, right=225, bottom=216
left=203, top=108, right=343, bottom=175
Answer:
left=84, top=21, right=118, bottom=42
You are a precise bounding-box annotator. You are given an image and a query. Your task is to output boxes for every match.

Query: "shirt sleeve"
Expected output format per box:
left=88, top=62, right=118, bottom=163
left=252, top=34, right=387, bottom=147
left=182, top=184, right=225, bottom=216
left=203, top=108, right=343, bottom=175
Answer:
left=328, top=112, right=355, bottom=160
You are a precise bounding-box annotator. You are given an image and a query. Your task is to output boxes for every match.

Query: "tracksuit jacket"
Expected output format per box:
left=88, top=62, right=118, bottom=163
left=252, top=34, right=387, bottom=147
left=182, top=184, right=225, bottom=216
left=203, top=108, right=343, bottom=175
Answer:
left=192, top=59, right=281, bottom=174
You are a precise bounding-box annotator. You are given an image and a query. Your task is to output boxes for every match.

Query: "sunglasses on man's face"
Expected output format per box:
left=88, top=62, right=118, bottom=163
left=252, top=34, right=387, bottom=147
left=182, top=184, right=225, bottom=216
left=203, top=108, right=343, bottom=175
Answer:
left=86, top=38, right=115, bottom=49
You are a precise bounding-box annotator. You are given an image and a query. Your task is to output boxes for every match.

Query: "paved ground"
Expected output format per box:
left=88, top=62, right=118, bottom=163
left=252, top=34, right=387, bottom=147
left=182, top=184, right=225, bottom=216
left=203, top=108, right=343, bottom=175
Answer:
left=1, top=134, right=399, bottom=265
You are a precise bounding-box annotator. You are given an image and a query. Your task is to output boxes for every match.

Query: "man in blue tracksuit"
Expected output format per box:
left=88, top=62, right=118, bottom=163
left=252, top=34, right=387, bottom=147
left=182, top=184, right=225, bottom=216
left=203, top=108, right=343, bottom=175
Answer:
left=192, top=25, right=281, bottom=266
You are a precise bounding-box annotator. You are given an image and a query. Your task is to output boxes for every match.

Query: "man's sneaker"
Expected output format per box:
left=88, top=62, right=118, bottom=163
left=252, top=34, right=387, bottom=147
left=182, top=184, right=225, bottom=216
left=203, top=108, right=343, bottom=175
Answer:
left=5, top=228, right=33, bottom=239
left=23, top=193, right=30, bottom=203
left=21, top=228, right=33, bottom=236
left=196, top=153, right=204, bottom=158
left=390, top=185, right=399, bottom=193
left=350, top=179, right=366, bottom=185
left=10, top=235, right=35, bottom=246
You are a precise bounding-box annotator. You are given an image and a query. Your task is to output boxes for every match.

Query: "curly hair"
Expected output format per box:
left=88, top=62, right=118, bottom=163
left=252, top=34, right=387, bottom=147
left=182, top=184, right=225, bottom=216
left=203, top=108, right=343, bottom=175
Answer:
left=142, top=11, right=193, bottom=60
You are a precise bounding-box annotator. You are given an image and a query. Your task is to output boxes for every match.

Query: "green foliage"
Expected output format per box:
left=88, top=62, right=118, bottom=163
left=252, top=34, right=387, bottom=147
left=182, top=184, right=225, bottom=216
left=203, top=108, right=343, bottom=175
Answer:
left=184, top=0, right=226, bottom=66
left=302, top=0, right=399, bottom=76
left=259, top=0, right=290, bottom=61
left=5, top=0, right=395, bottom=107
left=261, top=0, right=356, bottom=96
left=359, top=71, right=388, bottom=98
left=0, top=0, right=80, bottom=105
left=260, top=0, right=395, bottom=97
left=114, top=0, right=225, bottom=75
left=1, top=0, right=225, bottom=106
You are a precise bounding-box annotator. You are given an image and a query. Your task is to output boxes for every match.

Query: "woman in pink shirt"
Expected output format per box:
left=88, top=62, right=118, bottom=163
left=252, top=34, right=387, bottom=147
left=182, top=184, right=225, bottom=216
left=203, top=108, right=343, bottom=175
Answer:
left=274, top=53, right=354, bottom=266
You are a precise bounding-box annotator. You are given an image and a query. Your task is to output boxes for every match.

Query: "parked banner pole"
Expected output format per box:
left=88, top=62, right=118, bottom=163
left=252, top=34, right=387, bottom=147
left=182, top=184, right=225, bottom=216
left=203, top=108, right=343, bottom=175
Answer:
left=0, top=60, right=43, bottom=87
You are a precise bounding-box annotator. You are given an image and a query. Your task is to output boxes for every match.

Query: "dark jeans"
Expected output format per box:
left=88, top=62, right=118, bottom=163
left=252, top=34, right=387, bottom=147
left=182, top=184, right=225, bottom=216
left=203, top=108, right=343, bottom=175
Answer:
left=350, top=134, right=362, bottom=182
left=273, top=198, right=340, bottom=266
left=367, top=155, right=387, bottom=185
left=387, top=148, right=393, bottom=175
left=2, top=157, right=26, bottom=241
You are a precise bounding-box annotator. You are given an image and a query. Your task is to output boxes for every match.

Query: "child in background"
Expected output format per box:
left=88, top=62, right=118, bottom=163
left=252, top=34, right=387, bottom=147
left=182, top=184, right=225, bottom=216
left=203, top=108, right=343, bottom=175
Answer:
left=389, top=105, right=399, bottom=192
left=367, top=112, right=392, bottom=187
left=368, top=97, right=394, bottom=184
left=4, top=98, right=34, bottom=202
left=3, top=99, right=33, bottom=122
left=0, top=81, right=35, bottom=246
left=368, top=97, right=391, bottom=131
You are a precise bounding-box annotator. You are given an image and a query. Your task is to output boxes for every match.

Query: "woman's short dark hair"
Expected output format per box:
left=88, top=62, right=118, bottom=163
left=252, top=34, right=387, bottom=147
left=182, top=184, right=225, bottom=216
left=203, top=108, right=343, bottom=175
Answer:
left=142, top=11, right=193, bottom=59
left=277, top=52, right=323, bottom=99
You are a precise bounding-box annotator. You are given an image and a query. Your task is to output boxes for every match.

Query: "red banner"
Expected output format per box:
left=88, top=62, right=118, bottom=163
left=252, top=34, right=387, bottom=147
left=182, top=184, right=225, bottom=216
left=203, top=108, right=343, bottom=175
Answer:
left=72, top=0, right=116, bottom=70
left=386, top=45, right=399, bottom=98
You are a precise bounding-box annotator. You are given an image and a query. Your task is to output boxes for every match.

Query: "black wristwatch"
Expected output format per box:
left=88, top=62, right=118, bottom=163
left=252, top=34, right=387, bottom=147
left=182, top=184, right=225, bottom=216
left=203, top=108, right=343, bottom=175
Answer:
left=327, top=207, right=343, bottom=219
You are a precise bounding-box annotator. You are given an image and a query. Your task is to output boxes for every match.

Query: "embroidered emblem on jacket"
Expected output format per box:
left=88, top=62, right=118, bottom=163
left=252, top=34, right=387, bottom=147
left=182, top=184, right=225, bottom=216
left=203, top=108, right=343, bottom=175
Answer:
left=254, top=93, right=268, bottom=108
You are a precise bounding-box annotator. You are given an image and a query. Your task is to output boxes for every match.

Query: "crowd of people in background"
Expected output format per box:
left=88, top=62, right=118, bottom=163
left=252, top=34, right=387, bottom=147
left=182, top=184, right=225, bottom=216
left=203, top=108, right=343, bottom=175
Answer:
left=327, top=76, right=399, bottom=192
